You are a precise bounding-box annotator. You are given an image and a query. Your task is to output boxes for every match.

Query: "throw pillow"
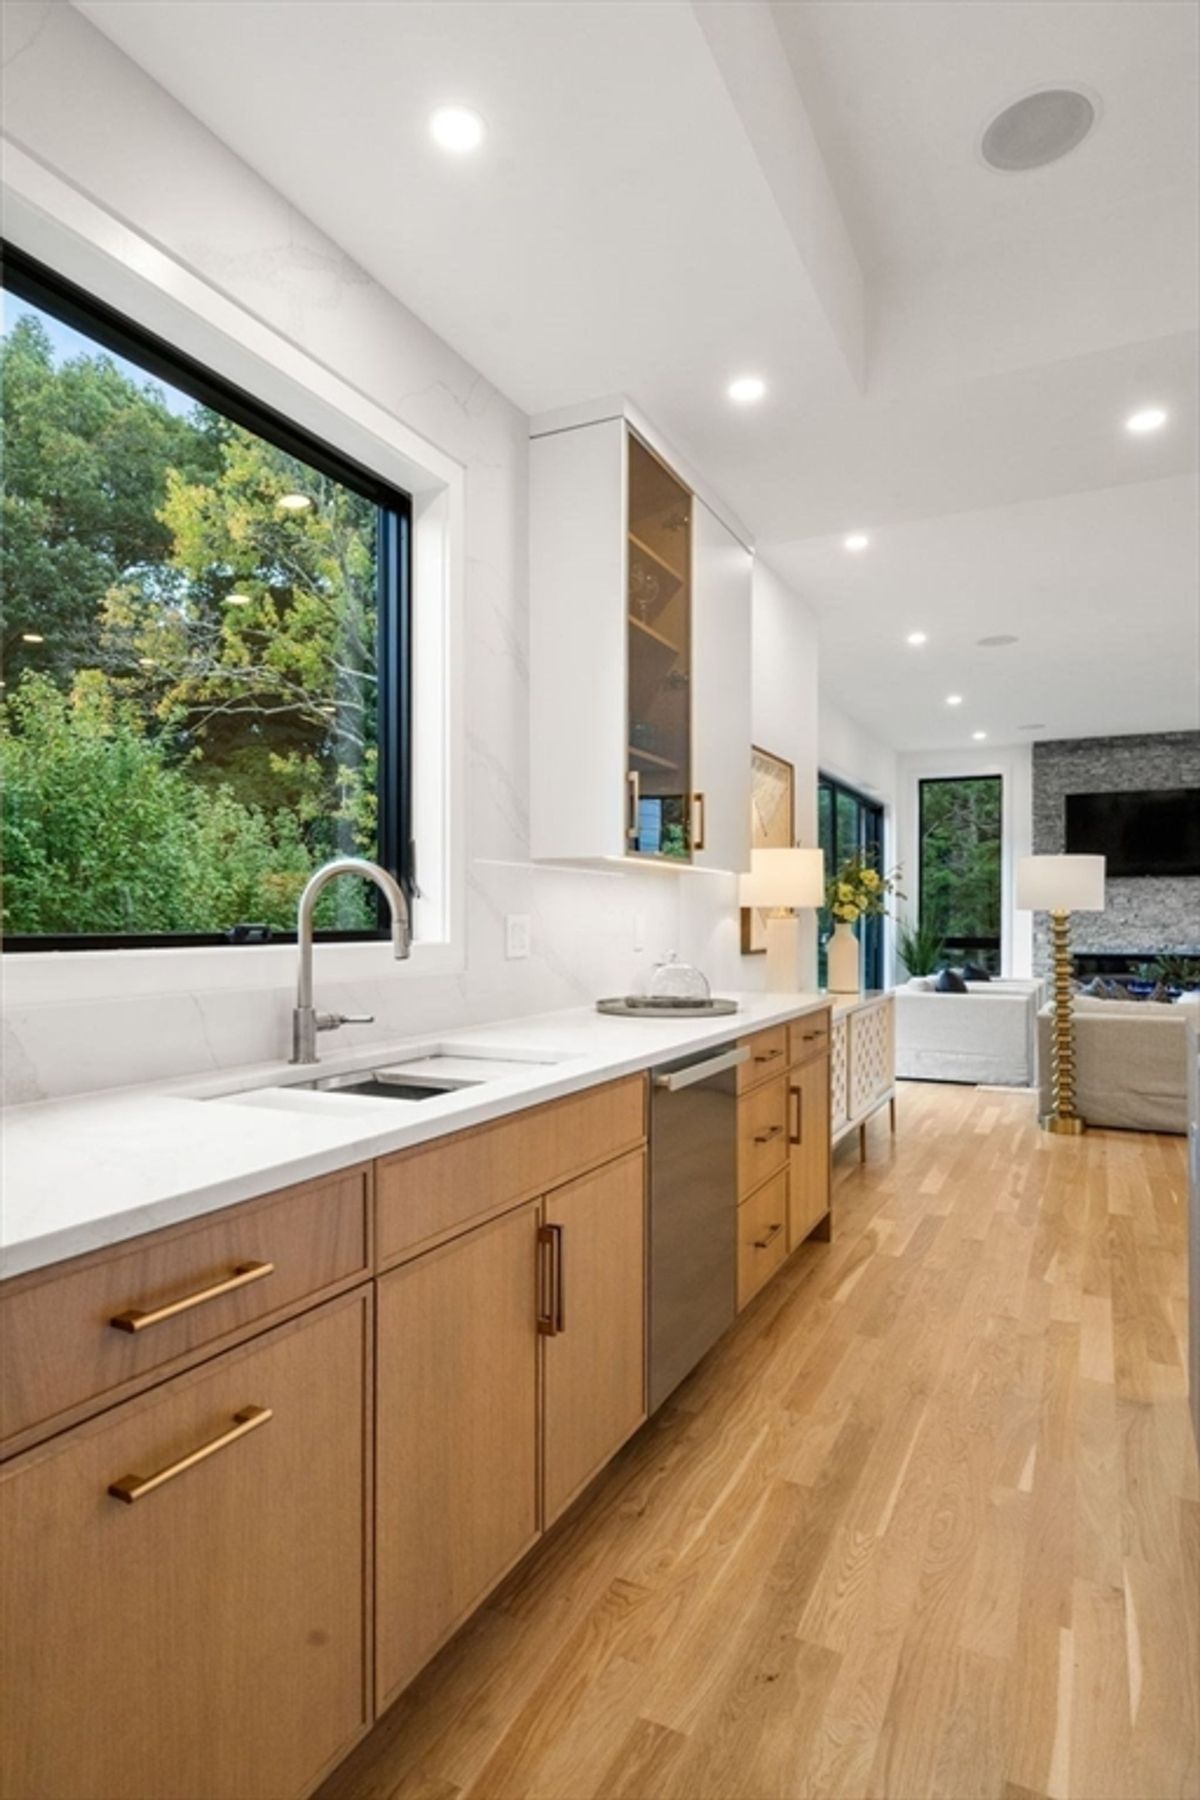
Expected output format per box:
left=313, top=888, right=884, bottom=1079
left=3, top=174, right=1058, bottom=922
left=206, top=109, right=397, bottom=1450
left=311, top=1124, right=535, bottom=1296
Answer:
left=906, top=976, right=935, bottom=991
left=961, top=962, right=991, bottom=982
left=935, top=968, right=968, bottom=994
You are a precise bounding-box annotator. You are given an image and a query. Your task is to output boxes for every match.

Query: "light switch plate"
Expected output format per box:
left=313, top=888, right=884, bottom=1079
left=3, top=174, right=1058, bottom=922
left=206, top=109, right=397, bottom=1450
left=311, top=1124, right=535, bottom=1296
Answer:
left=505, top=914, right=531, bottom=960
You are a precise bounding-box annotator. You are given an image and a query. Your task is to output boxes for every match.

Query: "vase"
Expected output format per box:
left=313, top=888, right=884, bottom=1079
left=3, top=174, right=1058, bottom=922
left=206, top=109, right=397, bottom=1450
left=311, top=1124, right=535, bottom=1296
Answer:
left=827, top=920, right=860, bottom=994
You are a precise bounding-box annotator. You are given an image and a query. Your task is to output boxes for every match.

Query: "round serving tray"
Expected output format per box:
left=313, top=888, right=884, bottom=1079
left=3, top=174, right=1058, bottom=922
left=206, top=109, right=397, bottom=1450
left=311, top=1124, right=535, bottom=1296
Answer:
left=595, top=997, right=740, bottom=1018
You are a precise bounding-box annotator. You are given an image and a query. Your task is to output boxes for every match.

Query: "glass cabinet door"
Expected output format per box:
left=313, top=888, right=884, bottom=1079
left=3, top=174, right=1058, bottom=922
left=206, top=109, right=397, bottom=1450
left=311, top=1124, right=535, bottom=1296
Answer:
left=626, top=433, right=692, bottom=859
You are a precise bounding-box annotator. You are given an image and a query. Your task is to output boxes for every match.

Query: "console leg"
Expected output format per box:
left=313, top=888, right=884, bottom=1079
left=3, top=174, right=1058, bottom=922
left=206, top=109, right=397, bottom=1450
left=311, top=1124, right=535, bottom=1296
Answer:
left=889, top=1094, right=897, bottom=1134
left=859, top=1122, right=867, bottom=1162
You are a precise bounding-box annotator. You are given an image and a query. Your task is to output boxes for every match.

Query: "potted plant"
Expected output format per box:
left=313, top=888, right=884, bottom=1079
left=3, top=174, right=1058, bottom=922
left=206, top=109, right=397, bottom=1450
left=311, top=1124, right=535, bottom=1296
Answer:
left=896, top=917, right=945, bottom=980
left=826, top=853, right=903, bottom=994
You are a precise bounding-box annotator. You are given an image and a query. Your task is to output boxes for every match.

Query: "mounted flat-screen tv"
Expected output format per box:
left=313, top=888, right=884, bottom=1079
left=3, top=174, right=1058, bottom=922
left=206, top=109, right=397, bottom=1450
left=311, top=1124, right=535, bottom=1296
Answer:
left=1064, top=788, right=1200, bottom=878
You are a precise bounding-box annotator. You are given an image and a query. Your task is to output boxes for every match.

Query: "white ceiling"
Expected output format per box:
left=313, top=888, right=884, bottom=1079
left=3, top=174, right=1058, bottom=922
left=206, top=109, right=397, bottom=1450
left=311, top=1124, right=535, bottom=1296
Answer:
left=75, top=0, right=1200, bottom=751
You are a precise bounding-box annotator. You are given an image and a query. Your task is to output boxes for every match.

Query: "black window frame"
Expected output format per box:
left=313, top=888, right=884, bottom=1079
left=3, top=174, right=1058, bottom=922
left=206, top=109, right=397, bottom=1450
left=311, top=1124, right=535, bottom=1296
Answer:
left=1, top=243, right=414, bottom=953
left=817, top=772, right=886, bottom=991
left=917, top=773, right=1003, bottom=970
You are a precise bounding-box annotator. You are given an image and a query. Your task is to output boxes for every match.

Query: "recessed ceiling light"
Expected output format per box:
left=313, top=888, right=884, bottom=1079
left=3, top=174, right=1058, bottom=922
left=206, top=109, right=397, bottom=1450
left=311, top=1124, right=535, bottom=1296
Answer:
left=977, top=633, right=1018, bottom=647
left=225, top=593, right=252, bottom=606
left=1125, top=406, right=1167, bottom=435
left=728, top=375, right=766, bottom=404
left=972, top=730, right=988, bottom=741
left=906, top=631, right=927, bottom=646
left=429, top=105, right=485, bottom=154
left=980, top=86, right=1098, bottom=173
left=844, top=533, right=869, bottom=552
left=946, top=694, right=963, bottom=707
left=21, top=632, right=44, bottom=644
left=276, top=493, right=312, bottom=513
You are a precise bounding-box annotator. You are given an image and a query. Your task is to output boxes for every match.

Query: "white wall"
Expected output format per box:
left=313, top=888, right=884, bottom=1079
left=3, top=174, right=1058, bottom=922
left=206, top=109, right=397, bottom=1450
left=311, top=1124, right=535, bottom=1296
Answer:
left=0, top=0, right=686, bottom=1102
left=893, top=743, right=1034, bottom=978
left=681, top=559, right=821, bottom=990
left=817, top=695, right=899, bottom=980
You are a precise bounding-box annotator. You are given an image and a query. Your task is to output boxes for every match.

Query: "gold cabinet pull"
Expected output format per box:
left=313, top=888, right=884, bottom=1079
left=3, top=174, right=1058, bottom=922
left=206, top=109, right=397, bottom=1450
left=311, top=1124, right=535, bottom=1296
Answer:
left=789, top=1085, right=803, bottom=1146
left=626, top=770, right=641, bottom=843
left=754, top=1222, right=784, bottom=1251
left=110, top=1261, right=275, bottom=1333
left=537, top=1224, right=565, bottom=1336
left=754, top=1124, right=784, bottom=1145
left=108, top=1405, right=272, bottom=1504
left=691, top=791, right=706, bottom=852
left=754, top=1047, right=784, bottom=1064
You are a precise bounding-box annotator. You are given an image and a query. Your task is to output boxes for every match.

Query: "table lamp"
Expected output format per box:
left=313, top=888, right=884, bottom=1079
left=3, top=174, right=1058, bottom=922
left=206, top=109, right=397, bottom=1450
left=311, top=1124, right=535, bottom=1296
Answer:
left=739, top=847, right=826, bottom=991
left=1016, top=853, right=1106, bottom=1134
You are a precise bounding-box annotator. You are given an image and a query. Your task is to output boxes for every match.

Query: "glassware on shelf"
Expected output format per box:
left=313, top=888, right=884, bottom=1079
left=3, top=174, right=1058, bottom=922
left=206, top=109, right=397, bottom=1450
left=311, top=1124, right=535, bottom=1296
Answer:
left=629, top=560, right=660, bottom=622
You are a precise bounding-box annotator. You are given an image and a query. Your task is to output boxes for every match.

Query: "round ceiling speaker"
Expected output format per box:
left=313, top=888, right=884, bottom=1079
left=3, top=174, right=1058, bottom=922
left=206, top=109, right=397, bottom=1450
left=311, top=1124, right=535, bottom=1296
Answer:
left=980, top=87, right=1098, bottom=172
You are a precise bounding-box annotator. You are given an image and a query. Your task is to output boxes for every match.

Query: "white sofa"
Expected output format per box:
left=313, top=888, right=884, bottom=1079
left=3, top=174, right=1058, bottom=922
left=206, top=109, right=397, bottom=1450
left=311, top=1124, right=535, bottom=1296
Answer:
left=895, top=978, right=1042, bottom=1087
left=1037, top=996, right=1191, bottom=1133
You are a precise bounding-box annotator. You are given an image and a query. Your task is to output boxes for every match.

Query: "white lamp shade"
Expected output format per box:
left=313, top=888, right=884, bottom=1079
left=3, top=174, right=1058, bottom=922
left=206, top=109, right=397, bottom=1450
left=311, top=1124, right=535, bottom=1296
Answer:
left=739, top=846, right=825, bottom=910
left=1016, top=854, right=1106, bottom=913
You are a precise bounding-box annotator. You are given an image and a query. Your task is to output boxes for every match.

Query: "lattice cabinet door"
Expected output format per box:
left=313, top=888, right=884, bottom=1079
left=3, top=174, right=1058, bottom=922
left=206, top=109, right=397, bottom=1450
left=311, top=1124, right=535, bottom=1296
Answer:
left=848, top=1001, right=891, bottom=1119
left=830, top=1015, right=851, bottom=1130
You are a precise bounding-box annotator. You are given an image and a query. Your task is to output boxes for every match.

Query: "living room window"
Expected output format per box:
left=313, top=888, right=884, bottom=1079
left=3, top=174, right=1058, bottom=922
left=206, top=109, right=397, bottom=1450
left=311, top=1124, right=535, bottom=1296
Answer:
left=1, top=246, right=413, bottom=950
left=918, top=775, right=1003, bottom=974
left=817, top=774, right=885, bottom=988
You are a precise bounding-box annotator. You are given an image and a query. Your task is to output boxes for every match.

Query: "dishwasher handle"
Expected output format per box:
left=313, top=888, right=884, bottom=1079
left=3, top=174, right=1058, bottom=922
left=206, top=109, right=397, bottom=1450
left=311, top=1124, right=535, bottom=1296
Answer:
left=654, top=1044, right=751, bottom=1092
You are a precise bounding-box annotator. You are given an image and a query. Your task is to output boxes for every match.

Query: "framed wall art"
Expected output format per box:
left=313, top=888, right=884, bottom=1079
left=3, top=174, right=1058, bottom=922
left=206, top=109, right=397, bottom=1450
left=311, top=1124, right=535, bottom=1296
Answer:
left=740, top=744, right=795, bottom=954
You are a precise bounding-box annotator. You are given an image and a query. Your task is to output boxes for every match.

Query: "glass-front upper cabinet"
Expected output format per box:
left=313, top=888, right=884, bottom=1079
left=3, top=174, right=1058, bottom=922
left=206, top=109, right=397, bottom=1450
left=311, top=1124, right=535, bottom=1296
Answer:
left=626, top=433, right=692, bottom=860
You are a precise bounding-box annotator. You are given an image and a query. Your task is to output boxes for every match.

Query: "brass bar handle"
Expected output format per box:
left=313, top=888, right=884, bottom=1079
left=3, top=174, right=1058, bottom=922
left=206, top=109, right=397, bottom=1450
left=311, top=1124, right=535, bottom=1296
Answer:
left=789, top=1084, right=803, bottom=1146
left=754, top=1124, right=784, bottom=1145
left=691, top=791, right=706, bottom=853
left=754, top=1223, right=784, bottom=1251
left=754, top=1047, right=784, bottom=1064
left=626, top=771, right=640, bottom=843
left=555, top=1223, right=565, bottom=1334
left=798, top=1029, right=824, bottom=1043
left=537, top=1224, right=565, bottom=1336
left=110, top=1261, right=275, bottom=1333
left=108, top=1405, right=272, bottom=1504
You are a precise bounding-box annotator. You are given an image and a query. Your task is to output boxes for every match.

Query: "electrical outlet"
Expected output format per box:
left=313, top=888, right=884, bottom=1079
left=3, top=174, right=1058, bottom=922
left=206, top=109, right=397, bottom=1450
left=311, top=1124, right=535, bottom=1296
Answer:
left=505, top=914, right=531, bottom=960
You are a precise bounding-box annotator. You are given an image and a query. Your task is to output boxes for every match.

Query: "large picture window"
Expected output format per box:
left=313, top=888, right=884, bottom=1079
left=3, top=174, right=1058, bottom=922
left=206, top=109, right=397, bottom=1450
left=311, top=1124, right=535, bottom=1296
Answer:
left=918, top=775, right=1003, bottom=974
left=1, top=247, right=412, bottom=949
left=817, top=773, right=885, bottom=989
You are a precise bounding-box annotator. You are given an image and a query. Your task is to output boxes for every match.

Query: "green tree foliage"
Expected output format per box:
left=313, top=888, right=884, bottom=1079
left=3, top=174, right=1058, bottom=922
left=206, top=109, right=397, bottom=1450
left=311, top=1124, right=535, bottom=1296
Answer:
left=1, top=304, right=379, bottom=937
left=919, top=778, right=1002, bottom=946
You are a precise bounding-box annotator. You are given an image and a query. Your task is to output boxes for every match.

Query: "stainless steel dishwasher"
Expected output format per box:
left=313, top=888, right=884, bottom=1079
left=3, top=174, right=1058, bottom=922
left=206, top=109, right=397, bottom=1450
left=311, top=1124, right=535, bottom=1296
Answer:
left=648, top=1041, right=750, bottom=1412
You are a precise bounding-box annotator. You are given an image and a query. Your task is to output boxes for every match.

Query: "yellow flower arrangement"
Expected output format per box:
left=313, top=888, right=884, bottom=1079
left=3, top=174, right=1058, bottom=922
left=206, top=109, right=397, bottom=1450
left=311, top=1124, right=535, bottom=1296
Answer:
left=825, top=853, right=904, bottom=926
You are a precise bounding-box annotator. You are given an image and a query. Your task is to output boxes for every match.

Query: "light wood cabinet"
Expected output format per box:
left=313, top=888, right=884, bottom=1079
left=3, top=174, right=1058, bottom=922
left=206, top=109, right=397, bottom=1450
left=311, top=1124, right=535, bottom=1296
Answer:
left=530, top=401, right=751, bottom=868
left=788, top=1052, right=832, bottom=1249
left=374, top=1202, right=540, bottom=1710
left=737, top=1024, right=790, bottom=1093
left=0, top=1290, right=371, bottom=1800
left=542, top=1150, right=647, bottom=1524
left=737, top=1169, right=789, bottom=1311
left=1, top=1164, right=370, bottom=1453
left=737, top=1074, right=790, bottom=1199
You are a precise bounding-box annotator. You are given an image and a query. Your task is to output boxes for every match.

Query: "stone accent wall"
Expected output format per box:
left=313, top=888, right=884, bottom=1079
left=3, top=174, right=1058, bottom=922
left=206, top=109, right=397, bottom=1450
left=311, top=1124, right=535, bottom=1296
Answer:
left=1031, top=732, right=1200, bottom=975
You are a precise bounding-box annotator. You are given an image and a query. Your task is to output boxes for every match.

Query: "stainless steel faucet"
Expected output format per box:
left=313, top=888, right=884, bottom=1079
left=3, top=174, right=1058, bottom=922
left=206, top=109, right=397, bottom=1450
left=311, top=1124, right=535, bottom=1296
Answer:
left=290, top=857, right=411, bottom=1064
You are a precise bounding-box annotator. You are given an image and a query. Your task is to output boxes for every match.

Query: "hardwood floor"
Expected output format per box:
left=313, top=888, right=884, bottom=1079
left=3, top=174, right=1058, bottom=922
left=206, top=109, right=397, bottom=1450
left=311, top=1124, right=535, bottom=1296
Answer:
left=320, top=1083, right=1199, bottom=1800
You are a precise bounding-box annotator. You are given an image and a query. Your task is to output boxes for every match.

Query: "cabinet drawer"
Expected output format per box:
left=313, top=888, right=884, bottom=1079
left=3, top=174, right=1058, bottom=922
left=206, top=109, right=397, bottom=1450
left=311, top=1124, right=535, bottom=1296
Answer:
left=737, top=1075, right=789, bottom=1198
left=376, top=1075, right=646, bottom=1267
left=737, top=1170, right=789, bottom=1310
left=789, top=1011, right=831, bottom=1067
left=737, top=1026, right=789, bottom=1092
left=1, top=1165, right=370, bottom=1449
left=0, top=1290, right=370, bottom=1800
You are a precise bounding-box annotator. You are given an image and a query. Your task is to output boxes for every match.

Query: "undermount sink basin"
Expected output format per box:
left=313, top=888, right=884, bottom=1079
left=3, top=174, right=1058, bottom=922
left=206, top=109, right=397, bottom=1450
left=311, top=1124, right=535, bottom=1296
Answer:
left=290, top=1068, right=476, bottom=1101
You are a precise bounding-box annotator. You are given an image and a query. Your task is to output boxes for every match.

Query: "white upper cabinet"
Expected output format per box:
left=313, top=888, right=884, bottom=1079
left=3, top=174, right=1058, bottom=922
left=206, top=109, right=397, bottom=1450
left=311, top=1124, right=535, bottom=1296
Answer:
left=530, top=405, right=752, bottom=871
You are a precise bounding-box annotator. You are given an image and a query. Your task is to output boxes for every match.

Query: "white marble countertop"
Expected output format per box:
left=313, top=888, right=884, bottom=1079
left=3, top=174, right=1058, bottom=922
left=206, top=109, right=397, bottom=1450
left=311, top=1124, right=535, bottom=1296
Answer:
left=1, top=991, right=834, bottom=1280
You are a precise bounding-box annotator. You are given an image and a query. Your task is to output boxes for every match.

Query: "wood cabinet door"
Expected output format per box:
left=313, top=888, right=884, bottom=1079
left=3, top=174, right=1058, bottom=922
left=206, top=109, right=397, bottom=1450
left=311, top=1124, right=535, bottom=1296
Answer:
left=690, top=498, right=751, bottom=872
left=542, top=1151, right=647, bottom=1525
left=375, top=1203, right=540, bottom=1710
left=0, top=1291, right=370, bottom=1800
left=788, top=1055, right=832, bottom=1250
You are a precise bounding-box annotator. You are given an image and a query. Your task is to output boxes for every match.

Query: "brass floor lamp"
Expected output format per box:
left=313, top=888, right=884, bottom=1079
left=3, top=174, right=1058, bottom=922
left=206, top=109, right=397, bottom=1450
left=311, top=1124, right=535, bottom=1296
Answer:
left=1017, top=855, right=1106, bottom=1135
